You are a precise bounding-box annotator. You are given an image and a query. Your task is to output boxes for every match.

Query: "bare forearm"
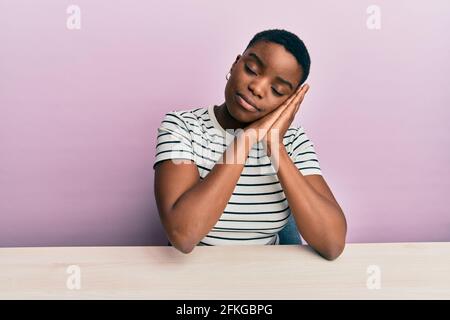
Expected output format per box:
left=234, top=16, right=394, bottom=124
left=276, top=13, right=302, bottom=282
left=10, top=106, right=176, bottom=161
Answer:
left=170, top=134, right=255, bottom=250
left=273, top=147, right=346, bottom=260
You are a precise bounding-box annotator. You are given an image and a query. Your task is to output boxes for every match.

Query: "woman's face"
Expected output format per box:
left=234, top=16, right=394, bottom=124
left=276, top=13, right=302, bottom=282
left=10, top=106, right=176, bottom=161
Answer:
left=224, top=40, right=303, bottom=123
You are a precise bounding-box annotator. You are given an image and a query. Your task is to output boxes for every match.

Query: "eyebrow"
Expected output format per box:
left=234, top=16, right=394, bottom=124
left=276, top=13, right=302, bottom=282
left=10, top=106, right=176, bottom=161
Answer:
left=248, top=52, right=294, bottom=91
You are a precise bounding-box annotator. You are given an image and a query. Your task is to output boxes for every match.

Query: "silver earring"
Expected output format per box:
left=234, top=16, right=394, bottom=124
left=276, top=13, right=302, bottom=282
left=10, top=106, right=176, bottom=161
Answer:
left=226, top=72, right=231, bottom=80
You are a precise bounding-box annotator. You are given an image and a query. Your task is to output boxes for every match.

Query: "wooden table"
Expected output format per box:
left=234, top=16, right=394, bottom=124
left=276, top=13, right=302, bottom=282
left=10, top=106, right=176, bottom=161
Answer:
left=0, top=242, right=449, bottom=299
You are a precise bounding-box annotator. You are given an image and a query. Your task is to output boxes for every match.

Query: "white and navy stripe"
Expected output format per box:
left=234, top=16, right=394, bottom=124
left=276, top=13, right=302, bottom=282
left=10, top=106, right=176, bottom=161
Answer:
left=154, top=106, right=322, bottom=246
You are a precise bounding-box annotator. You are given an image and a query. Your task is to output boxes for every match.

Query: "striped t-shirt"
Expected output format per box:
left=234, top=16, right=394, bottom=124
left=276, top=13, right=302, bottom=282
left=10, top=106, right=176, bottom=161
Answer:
left=153, top=105, right=322, bottom=246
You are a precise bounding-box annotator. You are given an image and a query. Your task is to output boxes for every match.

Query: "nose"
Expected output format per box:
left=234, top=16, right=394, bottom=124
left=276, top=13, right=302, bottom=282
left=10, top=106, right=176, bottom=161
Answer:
left=248, top=78, right=266, bottom=99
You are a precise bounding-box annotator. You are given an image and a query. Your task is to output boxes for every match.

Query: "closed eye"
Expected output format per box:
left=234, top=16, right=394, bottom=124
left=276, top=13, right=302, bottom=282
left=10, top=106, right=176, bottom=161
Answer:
left=244, top=64, right=257, bottom=75
left=272, top=88, right=282, bottom=96
left=245, top=64, right=283, bottom=97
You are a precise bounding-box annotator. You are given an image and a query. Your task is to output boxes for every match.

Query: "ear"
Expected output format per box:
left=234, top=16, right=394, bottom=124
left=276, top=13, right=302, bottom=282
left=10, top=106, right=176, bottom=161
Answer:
left=230, top=54, right=242, bottom=72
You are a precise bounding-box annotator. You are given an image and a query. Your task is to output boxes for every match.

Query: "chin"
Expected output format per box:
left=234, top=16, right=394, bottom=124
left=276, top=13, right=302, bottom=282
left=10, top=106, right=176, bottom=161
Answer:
left=228, top=105, right=250, bottom=123
left=226, top=98, right=256, bottom=124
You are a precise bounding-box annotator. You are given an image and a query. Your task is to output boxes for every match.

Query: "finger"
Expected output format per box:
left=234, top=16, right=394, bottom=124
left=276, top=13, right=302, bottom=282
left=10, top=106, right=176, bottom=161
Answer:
left=292, top=84, right=309, bottom=106
left=296, top=84, right=309, bottom=100
left=290, top=85, right=305, bottom=102
left=274, top=85, right=306, bottom=119
left=264, top=84, right=308, bottom=127
left=286, top=91, right=303, bottom=113
left=286, top=84, right=309, bottom=117
left=287, top=84, right=308, bottom=107
left=280, top=85, right=304, bottom=109
left=301, top=83, right=310, bottom=94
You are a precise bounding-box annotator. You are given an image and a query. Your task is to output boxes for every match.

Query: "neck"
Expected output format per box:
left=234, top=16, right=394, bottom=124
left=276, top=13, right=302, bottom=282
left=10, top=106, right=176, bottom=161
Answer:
left=214, top=102, right=246, bottom=131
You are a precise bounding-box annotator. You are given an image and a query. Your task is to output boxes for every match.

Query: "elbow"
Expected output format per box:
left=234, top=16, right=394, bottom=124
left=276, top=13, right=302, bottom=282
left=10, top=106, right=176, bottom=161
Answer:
left=161, top=211, right=197, bottom=254
left=177, top=242, right=196, bottom=254
left=321, top=243, right=345, bottom=261
left=322, top=251, right=341, bottom=261
left=168, top=230, right=196, bottom=254
left=322, top=224, right=347, bottom=261
left=177, top=245, right=195, bottom=254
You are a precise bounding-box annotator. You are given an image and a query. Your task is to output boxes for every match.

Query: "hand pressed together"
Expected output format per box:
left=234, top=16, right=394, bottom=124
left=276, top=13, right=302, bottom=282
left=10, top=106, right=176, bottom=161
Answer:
left=243, top=83, right=310, bottom=156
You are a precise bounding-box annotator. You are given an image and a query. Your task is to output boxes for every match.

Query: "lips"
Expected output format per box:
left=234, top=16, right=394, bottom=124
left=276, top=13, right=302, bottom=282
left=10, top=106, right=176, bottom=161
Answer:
left=236, top=93, right=259, bottom=112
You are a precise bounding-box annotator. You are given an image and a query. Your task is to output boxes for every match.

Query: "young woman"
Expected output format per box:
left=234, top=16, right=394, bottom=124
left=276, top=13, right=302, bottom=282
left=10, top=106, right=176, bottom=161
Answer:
left=153, top=29, right=347, bottom=260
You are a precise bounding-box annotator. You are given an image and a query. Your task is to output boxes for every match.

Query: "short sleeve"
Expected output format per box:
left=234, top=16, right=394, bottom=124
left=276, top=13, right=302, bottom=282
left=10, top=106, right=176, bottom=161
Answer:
left=153, top=112, right=195, bottom=169
left=289, top=126, right=322, bottom=176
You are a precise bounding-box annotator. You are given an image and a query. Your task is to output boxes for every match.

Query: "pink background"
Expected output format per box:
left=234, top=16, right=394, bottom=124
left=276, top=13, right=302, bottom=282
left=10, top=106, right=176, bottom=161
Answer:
left=1, top=1, right=449, bottom=247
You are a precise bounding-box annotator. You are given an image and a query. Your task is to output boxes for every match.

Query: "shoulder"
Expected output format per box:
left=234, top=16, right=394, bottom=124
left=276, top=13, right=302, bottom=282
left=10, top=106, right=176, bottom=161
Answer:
left=283, top=124, right=310, bottom=144
left=160, top=107, right=208, bottom=129
left=283, top=124, right=317, bottom=155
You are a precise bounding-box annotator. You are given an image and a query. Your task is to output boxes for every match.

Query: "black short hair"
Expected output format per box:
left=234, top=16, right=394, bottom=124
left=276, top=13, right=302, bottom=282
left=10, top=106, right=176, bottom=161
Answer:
left=244, top=29, right=311, bottom=86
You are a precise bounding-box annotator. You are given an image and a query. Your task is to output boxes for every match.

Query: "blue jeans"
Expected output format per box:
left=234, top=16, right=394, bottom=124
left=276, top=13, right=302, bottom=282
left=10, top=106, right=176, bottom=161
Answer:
left=168, top=213, right=302, bottom=246
left=278, top=213, right=302, bottom=245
